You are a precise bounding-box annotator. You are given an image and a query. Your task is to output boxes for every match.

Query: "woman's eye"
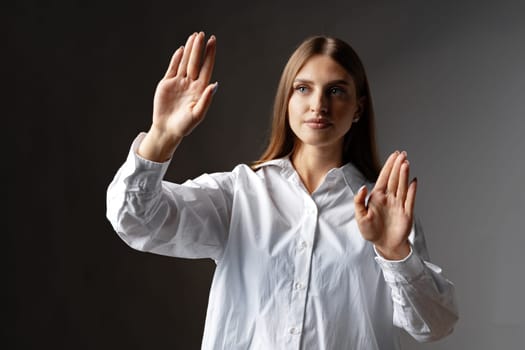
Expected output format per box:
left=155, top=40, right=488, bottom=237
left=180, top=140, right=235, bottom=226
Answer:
left=329, top=87, right=345, bottom=96
left=295, top=86, right=308, bottom=93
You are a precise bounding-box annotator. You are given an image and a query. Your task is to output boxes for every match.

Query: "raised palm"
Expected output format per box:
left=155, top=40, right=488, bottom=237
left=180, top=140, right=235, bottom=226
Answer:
left=152, top=32, right=217, bottom=139
left=354, top=151, right=417, bottom=260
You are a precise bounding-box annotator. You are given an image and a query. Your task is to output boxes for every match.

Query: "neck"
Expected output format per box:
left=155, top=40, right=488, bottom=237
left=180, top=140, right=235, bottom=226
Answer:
left=291, top=143, right=343, bottom=194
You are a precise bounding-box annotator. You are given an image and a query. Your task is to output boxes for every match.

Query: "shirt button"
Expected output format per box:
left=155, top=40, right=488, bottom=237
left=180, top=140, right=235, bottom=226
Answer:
left=289, top=327, right=301, bottom=335
left=294, top=282, right=304, bottom=290
left=298, top=241, right=308, bottom=251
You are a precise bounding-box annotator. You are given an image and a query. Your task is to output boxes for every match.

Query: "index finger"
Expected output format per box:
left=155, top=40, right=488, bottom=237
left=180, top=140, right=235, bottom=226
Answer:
left=374, top=151, right=399, bottom=192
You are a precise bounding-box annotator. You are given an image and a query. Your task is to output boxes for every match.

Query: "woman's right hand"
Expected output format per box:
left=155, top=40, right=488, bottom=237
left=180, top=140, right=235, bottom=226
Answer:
left=139, top=32, right=217, bottom=162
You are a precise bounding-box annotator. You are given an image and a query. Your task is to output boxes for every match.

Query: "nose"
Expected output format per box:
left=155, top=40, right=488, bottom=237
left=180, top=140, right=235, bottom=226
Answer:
left=310, top=91, right=328, bottom=115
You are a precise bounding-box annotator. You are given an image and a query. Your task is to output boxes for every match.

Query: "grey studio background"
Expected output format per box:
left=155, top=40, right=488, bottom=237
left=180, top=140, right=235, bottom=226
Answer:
left=10, top=0, right=525, bottom=349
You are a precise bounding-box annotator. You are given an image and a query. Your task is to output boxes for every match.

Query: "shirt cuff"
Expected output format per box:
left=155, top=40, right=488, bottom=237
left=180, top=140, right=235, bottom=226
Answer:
left=123, top=132, right=171, bottom=192
left=373, top=245, right=426, bottom=284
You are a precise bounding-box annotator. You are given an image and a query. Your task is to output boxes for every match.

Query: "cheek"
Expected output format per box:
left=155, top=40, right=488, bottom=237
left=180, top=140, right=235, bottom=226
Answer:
left=288, top=94, right=297, bottom=108
left=287, top=96, right=301, bottom=120
left=335, top=101, right=356, bottom=117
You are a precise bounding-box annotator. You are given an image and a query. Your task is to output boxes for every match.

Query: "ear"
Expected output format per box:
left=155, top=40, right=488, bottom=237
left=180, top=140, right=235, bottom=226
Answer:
left=356, top=96, right=366, bottom=115
left=354, top=96, right=366, bottom=122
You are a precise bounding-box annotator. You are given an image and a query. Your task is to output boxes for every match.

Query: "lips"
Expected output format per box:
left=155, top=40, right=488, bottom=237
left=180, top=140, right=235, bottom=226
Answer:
left=304, top=117, right=332, bottom=129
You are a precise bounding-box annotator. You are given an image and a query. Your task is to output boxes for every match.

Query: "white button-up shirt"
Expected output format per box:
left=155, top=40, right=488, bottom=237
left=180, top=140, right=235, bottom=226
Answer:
left=107, top=134, right=458, bottom=350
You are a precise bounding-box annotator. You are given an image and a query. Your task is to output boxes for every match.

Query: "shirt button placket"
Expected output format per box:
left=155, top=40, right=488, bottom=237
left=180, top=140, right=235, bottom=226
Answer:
left=287, top=198, right=317, bottom=349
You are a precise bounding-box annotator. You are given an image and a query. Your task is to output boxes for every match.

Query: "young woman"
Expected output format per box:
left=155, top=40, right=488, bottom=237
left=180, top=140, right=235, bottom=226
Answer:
left=107, top=32, right=458, bottom=349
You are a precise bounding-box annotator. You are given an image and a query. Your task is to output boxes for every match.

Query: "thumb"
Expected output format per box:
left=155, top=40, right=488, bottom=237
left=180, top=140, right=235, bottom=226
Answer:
left=192, top=82, right=218, bottom=119
left=354, top=185, right=368, bottom=220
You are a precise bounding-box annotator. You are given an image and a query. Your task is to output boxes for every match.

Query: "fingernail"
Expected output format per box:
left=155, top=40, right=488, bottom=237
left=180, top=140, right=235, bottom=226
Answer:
left=212, top=82, right=219, bottom=95
left=210, top=35, right=216, bottom=41
left=402, top=150, right=407, bottom=157
left=358, top=185, right=366, bottom=193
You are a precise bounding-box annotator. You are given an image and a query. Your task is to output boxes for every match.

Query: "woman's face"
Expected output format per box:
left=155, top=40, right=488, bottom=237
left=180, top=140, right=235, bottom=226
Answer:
left=288, top=54, right=362, bottom=153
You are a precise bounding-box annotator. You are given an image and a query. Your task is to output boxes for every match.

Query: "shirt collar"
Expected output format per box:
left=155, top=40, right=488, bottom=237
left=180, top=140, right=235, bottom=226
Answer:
left=256, top=156, right=370, bottom=195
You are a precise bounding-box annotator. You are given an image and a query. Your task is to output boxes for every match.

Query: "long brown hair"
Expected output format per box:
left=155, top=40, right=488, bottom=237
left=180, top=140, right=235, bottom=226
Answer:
left=252, top=36, right=381, bottom=182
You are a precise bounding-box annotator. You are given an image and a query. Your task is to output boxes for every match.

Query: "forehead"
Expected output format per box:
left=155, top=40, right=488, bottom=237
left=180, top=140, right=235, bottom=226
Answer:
left=295, top=54, right=352, bottom=82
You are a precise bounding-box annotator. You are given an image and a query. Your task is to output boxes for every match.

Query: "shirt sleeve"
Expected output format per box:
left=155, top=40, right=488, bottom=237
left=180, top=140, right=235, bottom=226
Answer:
left=106, top=133, right=235, bottom=261
left=373, top=218, right=459, bottom=342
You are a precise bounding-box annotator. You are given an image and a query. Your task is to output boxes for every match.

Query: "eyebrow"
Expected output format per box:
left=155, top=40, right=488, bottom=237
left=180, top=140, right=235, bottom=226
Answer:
left=293, top=79, right=351, bottom=85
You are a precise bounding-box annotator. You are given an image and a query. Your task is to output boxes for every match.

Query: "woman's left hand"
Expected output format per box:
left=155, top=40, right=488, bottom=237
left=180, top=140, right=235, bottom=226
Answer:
left=354, top=151, right=417, bottom=260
